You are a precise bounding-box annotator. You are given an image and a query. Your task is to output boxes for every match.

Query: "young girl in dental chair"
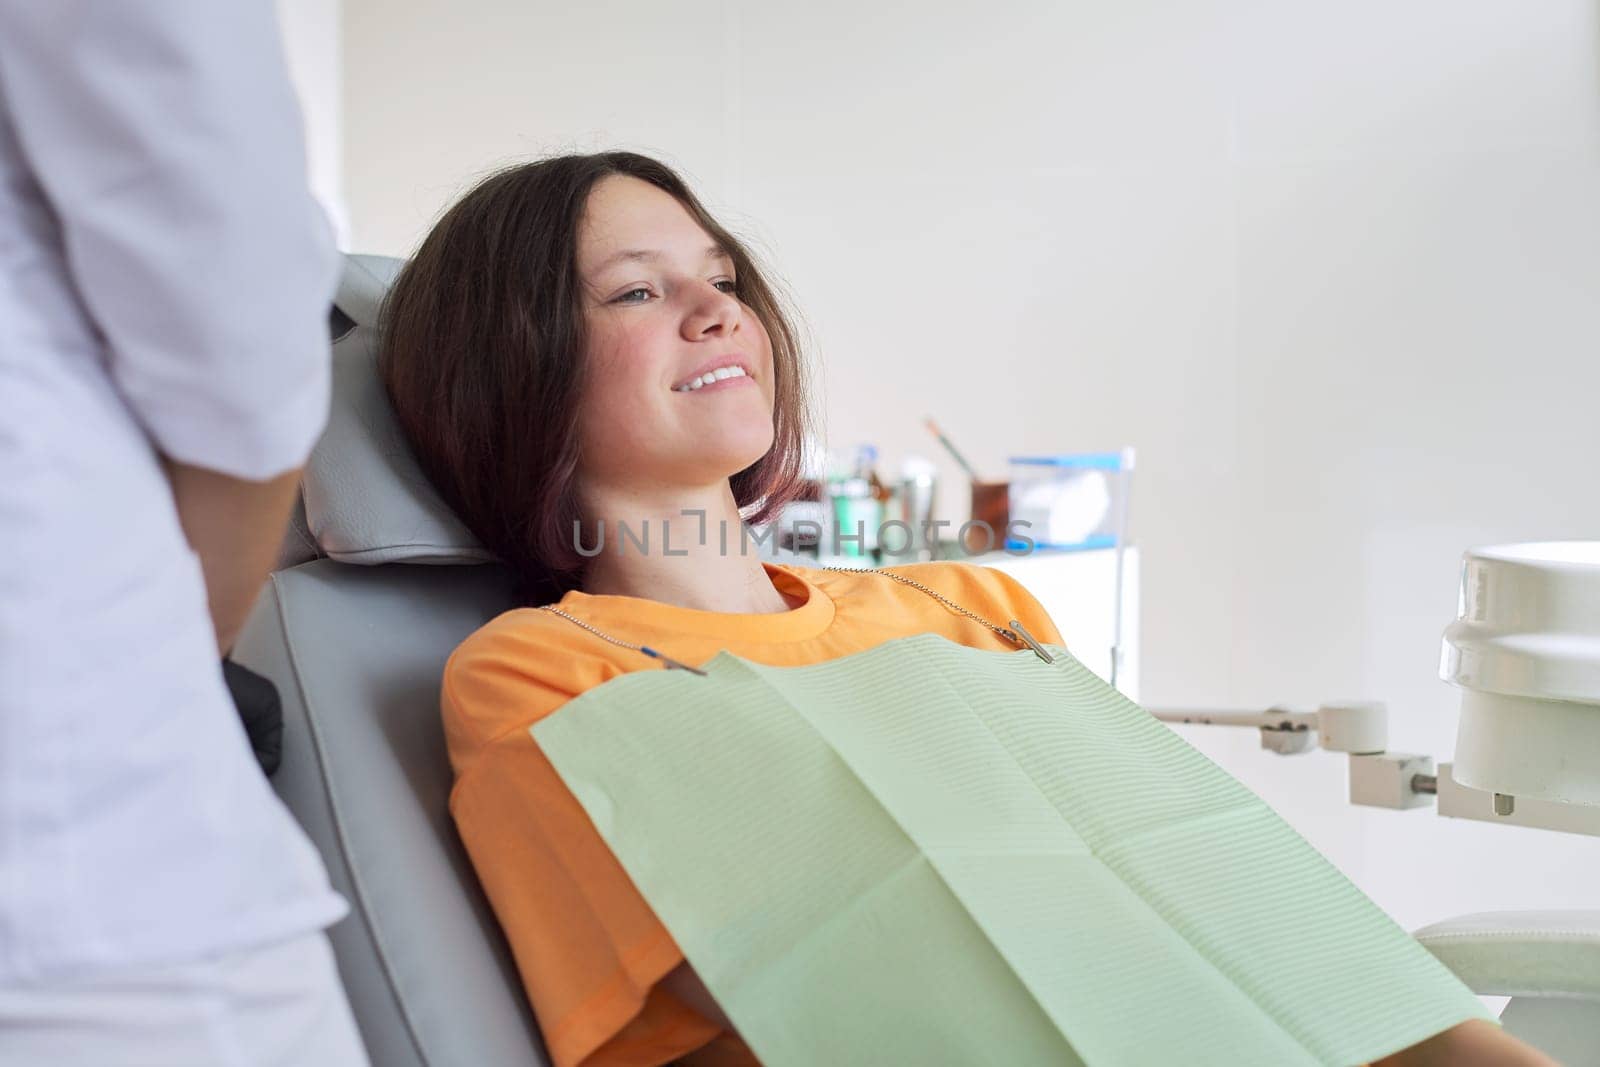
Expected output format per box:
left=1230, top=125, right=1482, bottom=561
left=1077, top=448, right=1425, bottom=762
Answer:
left=378, top=153, right=1552, bottom=1067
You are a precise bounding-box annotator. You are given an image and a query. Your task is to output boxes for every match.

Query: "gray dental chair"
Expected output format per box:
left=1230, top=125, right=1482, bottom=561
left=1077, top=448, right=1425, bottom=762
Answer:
left=231, top=254, right=542, bottom=1066
left=232, top=254, right=803, bottom=1066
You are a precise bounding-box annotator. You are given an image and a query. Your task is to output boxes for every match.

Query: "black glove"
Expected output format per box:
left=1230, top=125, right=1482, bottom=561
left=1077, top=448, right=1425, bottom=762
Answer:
left=222, top=658, right=284, bottom=777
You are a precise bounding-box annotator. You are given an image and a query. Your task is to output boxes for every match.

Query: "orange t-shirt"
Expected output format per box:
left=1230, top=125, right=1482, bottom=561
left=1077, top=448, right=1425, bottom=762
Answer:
left=442, top=560, right=1065, bottom=1067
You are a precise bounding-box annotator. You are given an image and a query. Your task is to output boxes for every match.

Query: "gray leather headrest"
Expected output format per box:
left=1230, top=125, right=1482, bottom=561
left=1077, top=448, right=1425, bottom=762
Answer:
left=301, top=255, right=494, bottom=566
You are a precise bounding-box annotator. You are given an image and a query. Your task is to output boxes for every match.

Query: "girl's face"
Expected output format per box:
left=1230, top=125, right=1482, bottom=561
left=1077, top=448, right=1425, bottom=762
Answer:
left=574, top=175, right=776, bottom=502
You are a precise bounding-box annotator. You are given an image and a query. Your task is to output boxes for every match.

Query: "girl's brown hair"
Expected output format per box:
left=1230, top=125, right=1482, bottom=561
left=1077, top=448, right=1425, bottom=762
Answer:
left=379, top=152, right=813, bottom=605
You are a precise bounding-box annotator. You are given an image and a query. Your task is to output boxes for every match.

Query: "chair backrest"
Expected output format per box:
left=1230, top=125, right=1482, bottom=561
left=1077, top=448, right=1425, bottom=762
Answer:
left=234, top=559, right=533, bottom=1066
left=236, top=254, right=801, bottom=1066
left=233, top=254, right=539, bottom=1066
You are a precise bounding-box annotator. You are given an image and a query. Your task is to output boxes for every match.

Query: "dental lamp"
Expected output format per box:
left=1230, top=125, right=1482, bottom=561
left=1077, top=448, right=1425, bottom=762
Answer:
left=1148, top=541, right=1600, bottom=835
left=1444, top=541, right=1600, bottom=809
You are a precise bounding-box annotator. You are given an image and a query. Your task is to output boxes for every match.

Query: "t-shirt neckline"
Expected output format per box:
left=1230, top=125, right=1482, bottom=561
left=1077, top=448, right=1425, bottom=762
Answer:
left=556, top=562, right=837, bottom=643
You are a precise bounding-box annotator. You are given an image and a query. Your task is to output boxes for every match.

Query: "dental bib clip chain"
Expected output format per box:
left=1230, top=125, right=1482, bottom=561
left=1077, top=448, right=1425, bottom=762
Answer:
left=538, top=565, right=1055, bottom=676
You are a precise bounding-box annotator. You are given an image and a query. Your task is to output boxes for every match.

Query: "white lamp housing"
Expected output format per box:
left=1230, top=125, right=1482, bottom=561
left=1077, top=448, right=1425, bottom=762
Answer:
left=1441, top=542, right=1600, bottom=807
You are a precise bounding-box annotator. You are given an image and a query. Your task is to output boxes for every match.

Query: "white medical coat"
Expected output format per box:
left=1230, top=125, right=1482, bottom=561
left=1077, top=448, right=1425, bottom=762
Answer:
left=0, top=1, right=346, bottom=982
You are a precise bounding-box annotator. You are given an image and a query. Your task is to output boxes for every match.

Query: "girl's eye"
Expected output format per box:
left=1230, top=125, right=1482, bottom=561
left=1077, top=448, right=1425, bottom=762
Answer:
left=613, top=280, right=736, bottom=304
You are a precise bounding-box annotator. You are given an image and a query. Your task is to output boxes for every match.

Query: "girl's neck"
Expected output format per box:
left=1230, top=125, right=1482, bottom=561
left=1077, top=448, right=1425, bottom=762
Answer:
left=578, top=481, right=800, bottom=615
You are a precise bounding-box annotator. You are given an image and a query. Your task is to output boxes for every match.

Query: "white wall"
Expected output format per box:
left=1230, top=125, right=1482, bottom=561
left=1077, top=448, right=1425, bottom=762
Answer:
left=342, top=0, right=1600, bottom=928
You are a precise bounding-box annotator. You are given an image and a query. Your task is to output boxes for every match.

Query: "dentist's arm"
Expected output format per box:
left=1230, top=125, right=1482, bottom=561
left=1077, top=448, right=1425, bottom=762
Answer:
left=163, top=460, right=304, bottom=656
left=0, top=0, right=337, bottom=654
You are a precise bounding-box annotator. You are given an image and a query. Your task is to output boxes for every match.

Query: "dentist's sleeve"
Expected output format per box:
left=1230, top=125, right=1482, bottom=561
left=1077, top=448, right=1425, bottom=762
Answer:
left=0, top=0, right=338, bottom=479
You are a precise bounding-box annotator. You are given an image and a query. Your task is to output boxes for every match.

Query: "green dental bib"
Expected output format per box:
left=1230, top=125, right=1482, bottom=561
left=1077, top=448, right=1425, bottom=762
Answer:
left=531, top=632, right=1487, bottom=1066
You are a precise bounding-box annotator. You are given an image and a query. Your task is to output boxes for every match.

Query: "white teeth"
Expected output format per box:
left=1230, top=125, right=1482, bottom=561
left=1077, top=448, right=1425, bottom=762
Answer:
left=675, top=365, right=747, bottom=392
